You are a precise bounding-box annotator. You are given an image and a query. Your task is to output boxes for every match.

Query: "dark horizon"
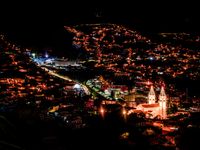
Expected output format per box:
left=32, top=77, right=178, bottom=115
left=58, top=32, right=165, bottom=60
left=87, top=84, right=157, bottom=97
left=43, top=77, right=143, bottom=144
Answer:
left=0, top=2, right=200, bottom=49
left=1, top=2, right=199, bottom=27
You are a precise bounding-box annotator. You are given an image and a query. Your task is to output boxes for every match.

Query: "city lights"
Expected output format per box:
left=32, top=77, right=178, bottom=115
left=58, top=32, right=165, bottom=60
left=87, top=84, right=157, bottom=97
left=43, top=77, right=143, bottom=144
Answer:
left=0, top=14, right=199, bottom=149
left=32, top=53, right=36, bottom=58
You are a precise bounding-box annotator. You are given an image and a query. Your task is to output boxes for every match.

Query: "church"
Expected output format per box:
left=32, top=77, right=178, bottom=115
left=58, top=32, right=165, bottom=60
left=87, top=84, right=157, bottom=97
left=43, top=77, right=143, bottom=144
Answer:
left=136, top=86, right=168, bottom=119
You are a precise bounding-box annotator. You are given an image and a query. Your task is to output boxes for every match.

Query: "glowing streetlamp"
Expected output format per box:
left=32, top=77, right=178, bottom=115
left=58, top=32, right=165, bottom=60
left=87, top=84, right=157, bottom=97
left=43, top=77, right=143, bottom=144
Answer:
left=100, top=108, right=104, bottom=114
left=122, top=109, right=127, bottom=115
left=99, top=105, right=105, bottom=118
left=32, top=53, right=36, bottom=58
left=122, top=107, right=127, bottom=121
left=45, top=53, right=49, bottom=58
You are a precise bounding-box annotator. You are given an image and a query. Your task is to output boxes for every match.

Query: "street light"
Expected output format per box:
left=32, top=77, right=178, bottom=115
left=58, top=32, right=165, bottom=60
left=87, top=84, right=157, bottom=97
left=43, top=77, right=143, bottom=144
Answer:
left=45, top=53, right=49, bottom=58
left=32, top=53, right=36, bottom=58
left=122, top=107, right=127, bottom=121
left=100, top=108, right=104, bottom=114
left=99, top=106, right=105, bottom=118
left=122, top=109, right=127, bottom=115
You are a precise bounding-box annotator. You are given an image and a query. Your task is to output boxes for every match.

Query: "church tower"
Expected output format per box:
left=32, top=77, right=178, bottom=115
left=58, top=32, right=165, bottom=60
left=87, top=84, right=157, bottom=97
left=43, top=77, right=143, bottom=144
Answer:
left=148, top=86, right=156, bottom=104
left=159, top=86, right=167, bottom=119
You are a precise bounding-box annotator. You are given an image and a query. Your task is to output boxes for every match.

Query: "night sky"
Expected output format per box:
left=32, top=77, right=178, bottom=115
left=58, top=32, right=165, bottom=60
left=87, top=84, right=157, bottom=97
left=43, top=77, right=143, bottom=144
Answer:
left=0, top=2, right=199, bottom=29
left=0, top=2, right=199, bottom=48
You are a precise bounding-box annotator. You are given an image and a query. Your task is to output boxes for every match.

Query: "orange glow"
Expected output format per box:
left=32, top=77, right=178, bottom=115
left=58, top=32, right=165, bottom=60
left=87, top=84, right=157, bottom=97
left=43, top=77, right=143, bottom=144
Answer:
left=122, top=110, right=126, bottom=115
left=100, top=108, right=104, bottom=114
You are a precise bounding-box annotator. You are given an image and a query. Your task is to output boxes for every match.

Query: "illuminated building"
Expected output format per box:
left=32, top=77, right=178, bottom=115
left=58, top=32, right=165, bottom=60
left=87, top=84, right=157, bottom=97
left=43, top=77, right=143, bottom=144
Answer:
left=136, top=86, right=168, bottom=119
left=148, top=85, right=156, bottom=104
left=158, top=86, right=167, bottom=119
left=124, top=94, right=137, bottom=108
